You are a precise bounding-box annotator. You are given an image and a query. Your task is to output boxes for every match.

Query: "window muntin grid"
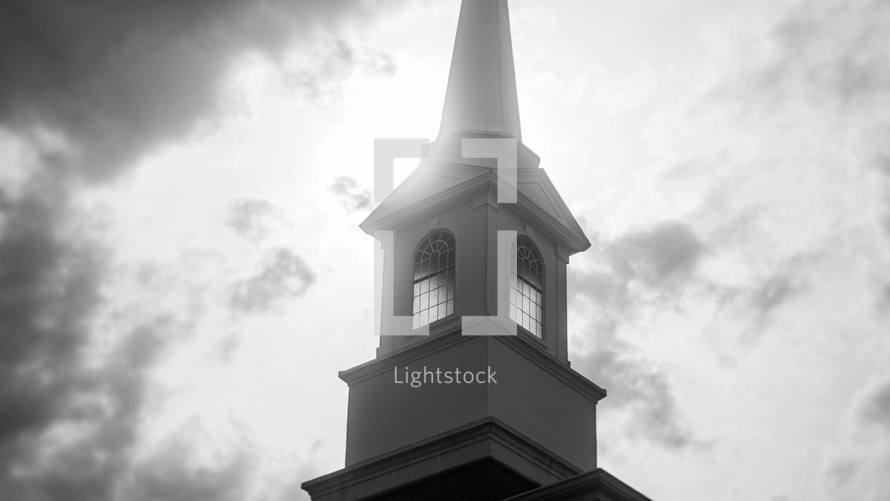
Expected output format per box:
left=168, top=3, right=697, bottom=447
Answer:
left=510, top=236, right=544, bottom=338
left=413, top=231, right=456, bottom=328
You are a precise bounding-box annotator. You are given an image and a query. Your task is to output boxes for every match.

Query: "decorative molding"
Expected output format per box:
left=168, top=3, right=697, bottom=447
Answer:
left=339, top=326, right=606, bottom=403
left=302, top=418, right=582, bottom=501
left=503, top=468, right=654, bottom=501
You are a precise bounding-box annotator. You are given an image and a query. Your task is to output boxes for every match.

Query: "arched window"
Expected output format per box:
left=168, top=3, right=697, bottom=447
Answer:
left=413, top=231, right=456, bottom=328
left=511, top=236, right=543, bottom=338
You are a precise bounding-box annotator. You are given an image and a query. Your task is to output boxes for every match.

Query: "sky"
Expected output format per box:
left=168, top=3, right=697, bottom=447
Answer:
left=0, top=0, right=888, bottom=500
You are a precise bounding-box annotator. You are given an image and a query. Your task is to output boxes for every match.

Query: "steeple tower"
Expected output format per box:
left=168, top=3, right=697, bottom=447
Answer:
left=438, top=0, right=522, bottom=141
left=303, top=1, right=653, bottom=499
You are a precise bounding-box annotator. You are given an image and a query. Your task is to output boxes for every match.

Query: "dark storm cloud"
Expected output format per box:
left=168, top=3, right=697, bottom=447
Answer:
left=330, top=175, right=372, bottom=212
left=28, top=324, right=168, bottom=501
left=0, top=0, right=389, bottom=181
left=0, top=315, right=169, bottom=500
left=0, top=1, right=395, bottom=498
left=228, top=198, right=277, bottom=242
left=229, top=247, right=316, bottom=314
left=0, top=181, right=101, bottom=464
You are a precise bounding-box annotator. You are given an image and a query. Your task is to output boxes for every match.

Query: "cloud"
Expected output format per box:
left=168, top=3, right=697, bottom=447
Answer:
left=285, top=40, right=397, bottom=102
left=768, top=0, right=890, bottom=107
left=330, top=175, right=372, bottom=212
left=0, top=313, right=170, bottom=500
left=608, top=222, right=704, bottom=286
left=32, top=325, right=169, bottom=501
left=0, top=170, right=240, bottom=500
left=715, top=269, right=806, bottom=335
left=698, top=0, right=890, bottom=259
left=0, top=0, right=394, bottom=182
left=714, top=0, right=890, bottom=115
left=877, top=148, right=890, bottom=178
left=123, top=441, right=253, bottom=501
left=825, top=456, right=860, bottom=495
left=571, top=221, right=704, bottom=313
left=749, top=273, right=797, bottom=319
left=705, top=0, right=890, bottom=249
left=569, top=269, right=627, bottom=308
left=568, top=222, right=703, bottom=448
left=576, top=212, right=815, bottom=346
left=572, top=324, right=696, bottom=450
left=0, top=249, right=260, bottom=500
left=822, top=373, right=890, bottom=500
left=227, top=198, right=277, bottom=242
left=859, top=377, right=890, bottom=432
left=0, top=2, right=398, bottom=497
left=562, top=0, right=889, bottom=494
left=0, top=180, right=102, bottom=463
left=229, top=248, right=315, bottom=314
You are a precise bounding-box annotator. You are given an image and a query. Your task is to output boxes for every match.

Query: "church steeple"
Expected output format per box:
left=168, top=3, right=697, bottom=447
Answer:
left=303, top=2, right=654, bottom=499
left=438, top=0, right=522, bottom=141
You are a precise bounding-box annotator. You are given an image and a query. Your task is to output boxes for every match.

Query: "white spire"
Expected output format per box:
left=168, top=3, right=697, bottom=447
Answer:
left=437, top=0, right=522, bottom=141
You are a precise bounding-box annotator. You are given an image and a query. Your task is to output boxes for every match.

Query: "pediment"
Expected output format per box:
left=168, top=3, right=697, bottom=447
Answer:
left=361, top=160, right=590, bottom=255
